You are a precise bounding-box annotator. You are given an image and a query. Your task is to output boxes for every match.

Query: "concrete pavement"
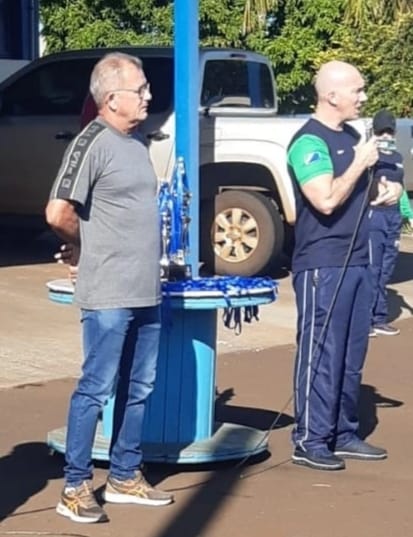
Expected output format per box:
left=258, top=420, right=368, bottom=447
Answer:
left=1, top=233, right=413, bottom=388
left=1, top=233, right=413, bottom=536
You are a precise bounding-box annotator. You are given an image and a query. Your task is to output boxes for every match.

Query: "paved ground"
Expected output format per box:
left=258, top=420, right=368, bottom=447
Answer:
left=1, top=231, right=413, bottom=536
left=0, top=231, right=297, bottom=389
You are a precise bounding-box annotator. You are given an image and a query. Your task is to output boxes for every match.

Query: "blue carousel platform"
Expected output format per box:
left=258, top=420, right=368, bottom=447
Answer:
left=46, top=277, right=277, bottom=463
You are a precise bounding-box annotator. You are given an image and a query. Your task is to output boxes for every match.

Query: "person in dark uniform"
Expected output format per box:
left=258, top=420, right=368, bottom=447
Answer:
left=287, top=61, right=402, bottom=471
left=369, top=109, right=404, bottom=337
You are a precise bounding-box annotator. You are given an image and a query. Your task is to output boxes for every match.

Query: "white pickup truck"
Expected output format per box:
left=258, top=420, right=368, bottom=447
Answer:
left=0, top=47, right=411, bottom=275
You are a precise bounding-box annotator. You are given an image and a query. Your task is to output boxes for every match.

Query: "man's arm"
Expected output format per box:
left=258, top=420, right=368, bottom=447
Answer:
left=45, top=198, right=80, bottom=245
left=299, top=137, right=378, bottom=215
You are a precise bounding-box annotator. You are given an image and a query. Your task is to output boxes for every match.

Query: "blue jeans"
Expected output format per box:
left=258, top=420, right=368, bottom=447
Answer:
left=64, top=305, right=161, bottom=486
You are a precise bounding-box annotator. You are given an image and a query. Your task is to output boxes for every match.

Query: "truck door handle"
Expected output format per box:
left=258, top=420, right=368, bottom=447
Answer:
left=147, top=130, right=170, bottom=141
left=55, top=131, right=75, bottom=141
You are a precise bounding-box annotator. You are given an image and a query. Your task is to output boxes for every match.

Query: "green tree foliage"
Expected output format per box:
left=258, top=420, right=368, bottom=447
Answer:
left=199, top=0, right=245, bottom=47
left=317, top=14, right=413, bottom=116
left=40, top=0, right=174, bottom=50
left=247, top=0, right=345, bottom=113
left=40, top=0, right=248, bottom=51
left=343, top=0, right=413, bottom=26
left=40, top=0, right=413, bottom=116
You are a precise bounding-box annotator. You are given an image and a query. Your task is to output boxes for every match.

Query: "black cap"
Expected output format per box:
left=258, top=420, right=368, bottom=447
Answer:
left=372, top=109, right=396, bottom=135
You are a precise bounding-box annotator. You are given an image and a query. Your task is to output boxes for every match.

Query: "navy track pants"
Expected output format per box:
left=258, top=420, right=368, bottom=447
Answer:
left=292, top=265, right=371, bottom=452
left=368, top=209, right=401, bottom=326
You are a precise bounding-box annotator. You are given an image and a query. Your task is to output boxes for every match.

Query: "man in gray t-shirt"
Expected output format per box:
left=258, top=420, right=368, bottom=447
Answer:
left=46, top=52, right=173, bottom=524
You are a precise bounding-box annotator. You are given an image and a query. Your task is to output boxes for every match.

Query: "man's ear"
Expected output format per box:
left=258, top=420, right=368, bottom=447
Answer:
left=107, top=93, right=117, bottom=112
left=327, top=91, right=337, bottom=107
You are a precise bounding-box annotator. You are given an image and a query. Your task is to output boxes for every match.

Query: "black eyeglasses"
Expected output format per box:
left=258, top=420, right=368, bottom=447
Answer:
left=109, top=82, right=150, bottom=99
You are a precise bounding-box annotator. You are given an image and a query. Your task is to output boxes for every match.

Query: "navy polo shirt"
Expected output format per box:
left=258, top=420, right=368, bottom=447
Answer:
left=287, top=118, right=370, bottom=272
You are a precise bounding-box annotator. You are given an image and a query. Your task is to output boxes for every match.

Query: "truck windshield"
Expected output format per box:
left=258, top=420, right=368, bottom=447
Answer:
left=201, top=59, right=275, bottom=109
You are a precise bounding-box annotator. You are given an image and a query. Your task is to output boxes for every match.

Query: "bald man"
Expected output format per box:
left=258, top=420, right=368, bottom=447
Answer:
left=287, top=61, right=400, bottom=471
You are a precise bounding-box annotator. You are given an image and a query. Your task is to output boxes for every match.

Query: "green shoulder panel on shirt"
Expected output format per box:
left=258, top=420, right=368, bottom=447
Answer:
left=287, top=134, right=333, bottom=186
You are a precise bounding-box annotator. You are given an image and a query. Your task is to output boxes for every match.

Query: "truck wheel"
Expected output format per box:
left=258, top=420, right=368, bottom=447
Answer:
left=201, top=190, right=284, bottom=276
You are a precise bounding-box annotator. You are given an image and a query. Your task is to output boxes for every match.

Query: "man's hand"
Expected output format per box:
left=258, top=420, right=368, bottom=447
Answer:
left=354, top=136, right=379, bottom=169
left=54, top=243, right=80, bottom=284
left=370, top=176, right=402, bottom=207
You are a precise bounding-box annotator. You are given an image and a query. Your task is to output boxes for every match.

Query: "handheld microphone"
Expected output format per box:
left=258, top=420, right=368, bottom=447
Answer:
left=365, top=118, right=373, bottom=141
left=364, top=119, right=379, bottom=201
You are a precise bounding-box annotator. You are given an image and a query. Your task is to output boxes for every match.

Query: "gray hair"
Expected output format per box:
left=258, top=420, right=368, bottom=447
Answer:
left=90, top=52, right=143, bottom=108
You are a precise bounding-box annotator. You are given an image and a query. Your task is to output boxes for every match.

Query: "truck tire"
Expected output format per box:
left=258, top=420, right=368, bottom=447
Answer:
left=201, top=190, right=284, bottom=276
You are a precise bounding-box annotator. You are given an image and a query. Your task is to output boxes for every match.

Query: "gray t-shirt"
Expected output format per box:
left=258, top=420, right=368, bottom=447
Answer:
left=50, top=117, right=161, bottom=309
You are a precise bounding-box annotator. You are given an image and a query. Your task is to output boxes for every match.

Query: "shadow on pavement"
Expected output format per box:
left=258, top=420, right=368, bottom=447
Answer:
left=388, top=287, right=413, bottom=322
left=358, top=384, right=403, bottom=440
left=156, top=381, right=403, bottom=537
left=132, top=385, right=291, bottom=537
left=390, top=250, right=413, bottom=284
left=0, top=441, right=63, bottom=522
left=151, top=466, right=250, bottom=537
left=139, top=447, right=273, bottom=537
left=0, top=229, right=61, bottom=267
left=215, top=387, right=294, bottom=430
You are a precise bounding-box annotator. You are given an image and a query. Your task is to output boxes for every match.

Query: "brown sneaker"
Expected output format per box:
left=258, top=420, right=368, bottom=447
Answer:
left=56, top=480, right=108, bottom=523
left=103, top=470, right=174, bottom=506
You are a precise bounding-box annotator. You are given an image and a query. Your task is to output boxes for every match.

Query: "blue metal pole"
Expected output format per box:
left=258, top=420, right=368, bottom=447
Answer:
left=174, top=0, right=199, bottom=277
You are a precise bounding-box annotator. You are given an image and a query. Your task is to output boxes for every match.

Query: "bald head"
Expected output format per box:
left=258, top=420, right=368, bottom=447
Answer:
left=315, top=61, right=362, bottom=98
left=313, top=60, right=367, bottom=124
